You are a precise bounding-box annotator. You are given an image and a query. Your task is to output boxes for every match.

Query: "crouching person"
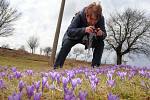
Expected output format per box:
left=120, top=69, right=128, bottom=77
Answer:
left=54, top=2, right=107, bottom=69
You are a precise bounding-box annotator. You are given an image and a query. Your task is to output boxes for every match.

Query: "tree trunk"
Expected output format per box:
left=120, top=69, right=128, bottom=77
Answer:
left=75, top=54, right=77, bottom=60
left=31, top=49, right=33, bottom=54
left=116, top=53, right=122, bottom=65
left=33, top=48, right=35, bottom=54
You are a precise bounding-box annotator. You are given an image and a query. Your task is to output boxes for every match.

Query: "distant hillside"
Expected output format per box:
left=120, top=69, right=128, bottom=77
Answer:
left=0, top=47, right=29, bottom=57
left=0, top=47, right=48, bottom=62
left=0, top=47, right=92, bottom=71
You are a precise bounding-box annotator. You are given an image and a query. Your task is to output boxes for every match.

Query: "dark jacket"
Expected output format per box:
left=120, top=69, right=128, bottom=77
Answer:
left=62, top=8, right=107, bottom=42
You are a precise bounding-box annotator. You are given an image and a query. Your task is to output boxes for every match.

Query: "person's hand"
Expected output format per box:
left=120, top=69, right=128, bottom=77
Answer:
left=85, top=26, right=95, bottom=34
left=96, top=28, right=103, bottom=36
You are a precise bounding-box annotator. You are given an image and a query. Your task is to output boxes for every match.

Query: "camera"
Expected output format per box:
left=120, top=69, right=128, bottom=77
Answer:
left=91, top=27, right=99, bottom=35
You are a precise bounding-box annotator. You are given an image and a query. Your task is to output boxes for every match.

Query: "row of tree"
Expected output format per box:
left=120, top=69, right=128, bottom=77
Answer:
left=0, top=35, right=52, bottom=56
left=1, top=38, right=95, bottom=62
left=0, top=0, right=150, bottom=65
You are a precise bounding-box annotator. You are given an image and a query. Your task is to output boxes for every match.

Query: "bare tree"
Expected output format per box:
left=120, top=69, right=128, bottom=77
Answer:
left=84, top=50, right=92, bottom=62
left=73, top=47, right=84, bottom=60
left=0, top=0, right=21, bottom=37
left=1, top=44, right=9, bottom=48
left=18, top=45, right=26, bottom=51
left=67, top=52, right=72, bottom=58
left=106, top=8, right=150, bottom=65
left=44, top=47, right=52, bottom=56
left=27, top=36, right=39, bottom=54
left=40, top=48, right=43, bottom=55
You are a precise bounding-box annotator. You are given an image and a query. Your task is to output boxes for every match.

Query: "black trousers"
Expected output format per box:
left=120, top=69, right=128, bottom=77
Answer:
left=54, top=38, right=104, bottom=68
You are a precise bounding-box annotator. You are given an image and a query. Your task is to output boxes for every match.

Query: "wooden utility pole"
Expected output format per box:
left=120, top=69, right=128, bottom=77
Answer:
left=49, top=0, right=66, bottom=66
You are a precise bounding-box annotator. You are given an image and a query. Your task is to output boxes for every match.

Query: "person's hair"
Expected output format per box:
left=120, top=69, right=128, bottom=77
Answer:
left=85, top=2, right=102, bottom=20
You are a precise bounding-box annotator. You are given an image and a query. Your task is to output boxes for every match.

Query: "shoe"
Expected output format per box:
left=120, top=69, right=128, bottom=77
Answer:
left=91, top=65, right=100, bottom=68
left=96, top=65, right=100, bottom=68
left=53, top=65, right=63, bottom=70
left=91, top=65, right=96, bottom=68
left=60, top=66, right=63, bottom=68
left=53, top=67, right=58, bottom=70
left=53, top=64, right=59, bottom=70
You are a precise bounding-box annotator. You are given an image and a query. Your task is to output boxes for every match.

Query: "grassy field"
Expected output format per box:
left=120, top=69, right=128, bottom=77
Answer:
left=0, top=48, right=90, bottom=71
left=0, top=48, right=150, bottom=100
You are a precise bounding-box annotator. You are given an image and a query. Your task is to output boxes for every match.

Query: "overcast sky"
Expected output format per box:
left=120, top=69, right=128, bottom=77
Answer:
left=0, top=0, right=150, bottom=66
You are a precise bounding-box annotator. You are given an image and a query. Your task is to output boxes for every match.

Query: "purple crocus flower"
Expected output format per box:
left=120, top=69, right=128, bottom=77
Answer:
left=107, top=92, right=120, bottom=100
left=45, top=81, right=50, bottom=89
left=139, top=70, right=146, bottom=77
left=107, top=72, right=113, bottom=80
left=8, top=75, right=14, bottom=80
left=128, top=71, right=136, bottom=79
left=64, top=88, right=76, bottom=100
left=107, top=79, right=115, bottom=87
left=42, top=77, right=48, bottom=92
left=71, top=79, right=78, bottom=90
left=0, top=79, right=5, bottom=89
left=26, top=70, right=33, bottom=76
left=147, top=72, right=150, bottom=79
left=62, top=77, right=69, bottom=88
left=49, top=72, right=57, bottom=82
left=55, top=73, right=61, bottom=84
left=42, top=77, right=48, bottom=86
left=67, top=71, right=75, bottom=79
left=107, top=70, right=115, bottom=78
left=49, top=83, right=56, bottom=90
left=91, top=81, right=96, bottom=90
left=34, top=92, right=42, bottom=100
left=74, top=69, right=80, bottom=74
left=15, top=71, right=22, bottom=79
left=94, top=77, right=99, bottom=85
left=89, top=74, right=96, bottom=81
left=76, top=78, right=82, bottom=84
left=41, top=72, right=49, bottom=77
left=64, top=94, right=76, bottom=100
left=88, top=74, right=100, bottom=91
left=11, top=67, right=17, bottom=72
left=117, top=71, right=127, bottom=80
left=64, top=94, right=71, bottom=100
left=34, top=81, right=40, bottom=92
left=18, top=80, right=25, bottom=92
left=4, top=66, right=8, bottom=71
left=8, top=92, right=22, bottom=100
left=89, top=74, right=99, bottom=86
left=0, top=72, right=6, bottom=78
left=79, top=91, right=88, bottom=100
left=26, top=85, right=34, bottom=99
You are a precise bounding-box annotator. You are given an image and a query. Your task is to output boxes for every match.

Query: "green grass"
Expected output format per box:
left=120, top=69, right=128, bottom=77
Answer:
left=0, top=55, right=50, bottom=72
